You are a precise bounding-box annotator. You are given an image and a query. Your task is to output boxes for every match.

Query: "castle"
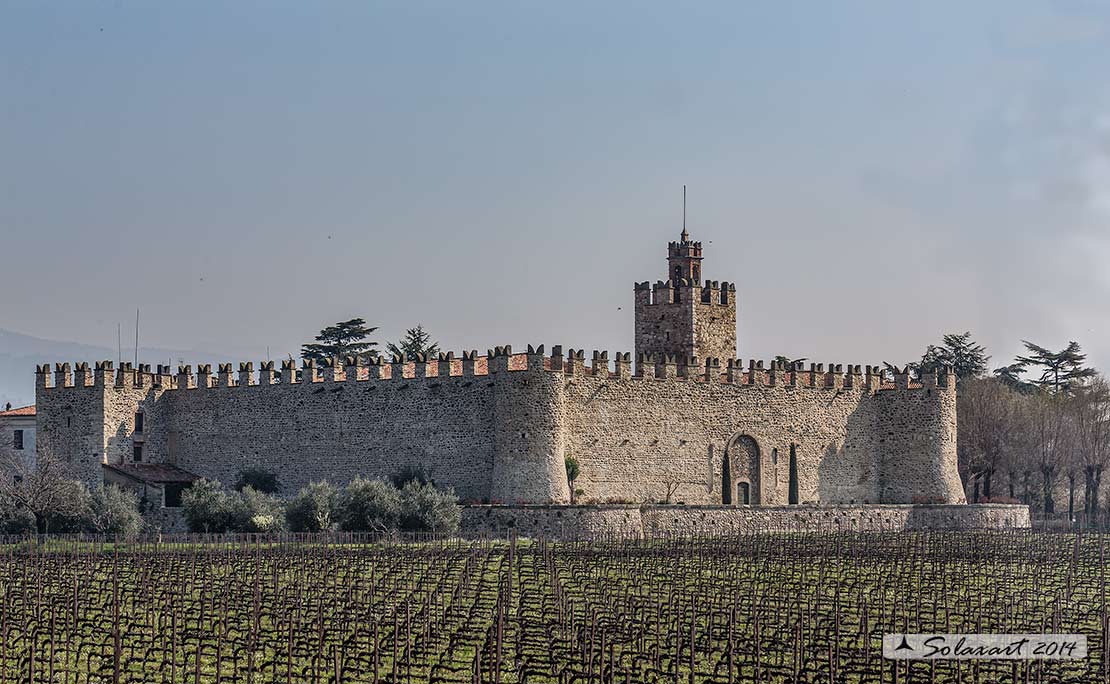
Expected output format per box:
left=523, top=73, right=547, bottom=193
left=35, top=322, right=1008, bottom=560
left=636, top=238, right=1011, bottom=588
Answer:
left=33, top=231, right=966, bottom=510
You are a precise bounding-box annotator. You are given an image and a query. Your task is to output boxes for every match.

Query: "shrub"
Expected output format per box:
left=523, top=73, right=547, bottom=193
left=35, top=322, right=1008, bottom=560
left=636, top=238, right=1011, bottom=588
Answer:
left=238, top=486, right=286, bottom=533
left=88, top=485, right=144, bottom=537
left=564, top=457, right=580, bottom=483
left=337, top=478, right=400, bottom=533
left=182, top=479, right=243, bottom=533
left=390, top=465, right=435, bottom=489
left=398, top=481, right=460, bottom=535
left=235, top=468, right=281, bottom=495
left=0, top=494, right=35, bottom=535
left=565, top=457, right=581, bottom=503
left=41, top=481, right=94, bottom=533
left=0, top=478, right=107, bottom=534
left=286, top=482, right=338, bottom=532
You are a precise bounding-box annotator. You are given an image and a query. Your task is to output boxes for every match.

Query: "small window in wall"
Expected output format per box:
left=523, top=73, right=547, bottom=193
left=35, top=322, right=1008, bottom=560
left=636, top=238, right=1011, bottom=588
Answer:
left=737, top=482, right=750, bottom=505
left=133, top=444, right=143, bottom=462
left=771, top=448, right=778, bottom=465
left=13, top=430, right=23, bottom=450
left=134, top=412, right=144, bottom=433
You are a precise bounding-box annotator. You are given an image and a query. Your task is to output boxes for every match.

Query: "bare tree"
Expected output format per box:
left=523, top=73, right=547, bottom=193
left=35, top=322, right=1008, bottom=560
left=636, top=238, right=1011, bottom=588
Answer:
left=1027, top=392, right=1072, bottom=515
left=1071, top=377, right=1110, bottom=524
left=959, top=377, right=1024, bottom=500
left=0, top=450, right=91, bottom=533
left=1003, top=393, right=1040, bottom=506
left=661, top=480, right=682, bottom=504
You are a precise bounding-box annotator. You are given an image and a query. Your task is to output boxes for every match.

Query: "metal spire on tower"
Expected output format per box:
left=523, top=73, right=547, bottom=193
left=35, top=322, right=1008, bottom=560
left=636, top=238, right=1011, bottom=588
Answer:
left=681, top=185, right=689, bottom=242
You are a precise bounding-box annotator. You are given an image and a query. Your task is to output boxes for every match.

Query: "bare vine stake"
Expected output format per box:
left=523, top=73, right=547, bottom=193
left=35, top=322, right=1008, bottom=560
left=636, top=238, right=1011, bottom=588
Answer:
left=286, top=614, right=294, bottom=684
left=112, top=544, right=120, bottom=684
left=753, top=601, right=761, bottom=683
left=1102, top=536, right=1108, bottom=684
left=497, top=582, right=507, bottom=684
left=392, top=609, right=399, bottom=684
left=727, top=606, right=735, bottom=684
left=688, top=604, right=695, bottom=684
left=172, top=600, right=177, bottom=684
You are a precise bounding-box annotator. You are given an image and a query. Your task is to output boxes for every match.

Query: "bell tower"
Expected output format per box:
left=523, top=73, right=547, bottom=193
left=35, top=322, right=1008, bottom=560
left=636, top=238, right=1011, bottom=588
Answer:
left=634, top=230, right=737, bottom=363
left=667, top=228, right=703, bottom=283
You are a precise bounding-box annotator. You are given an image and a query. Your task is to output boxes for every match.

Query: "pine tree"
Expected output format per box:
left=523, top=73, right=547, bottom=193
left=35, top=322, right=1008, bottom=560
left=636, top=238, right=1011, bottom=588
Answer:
left=773, top=355, right=807, bottom=369
left=1015, top=340, right=1097, bottom=394
left=992, top=362, right=1035, bottom=394
left=301, top=318, right=379, bottom=363
left=918, top=331, right=989, bottom=381
left=386, top=325, right=440, bottom=360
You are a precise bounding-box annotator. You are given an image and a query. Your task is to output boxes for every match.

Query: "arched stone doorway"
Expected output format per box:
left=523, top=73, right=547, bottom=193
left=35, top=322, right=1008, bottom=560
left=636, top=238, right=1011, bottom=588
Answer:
left=722, top=435, right=761, bottom=505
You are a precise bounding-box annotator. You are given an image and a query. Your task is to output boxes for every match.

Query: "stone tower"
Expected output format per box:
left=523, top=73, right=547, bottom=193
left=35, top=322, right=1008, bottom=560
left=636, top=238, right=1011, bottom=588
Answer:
left=634, top=231, right=737, bottom=362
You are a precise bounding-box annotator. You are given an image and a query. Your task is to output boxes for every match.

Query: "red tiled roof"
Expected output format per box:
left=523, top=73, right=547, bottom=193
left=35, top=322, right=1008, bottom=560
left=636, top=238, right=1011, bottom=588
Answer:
left=0, top=405, right=34, bottom=417
left=104, top=463, right=200, bottom=484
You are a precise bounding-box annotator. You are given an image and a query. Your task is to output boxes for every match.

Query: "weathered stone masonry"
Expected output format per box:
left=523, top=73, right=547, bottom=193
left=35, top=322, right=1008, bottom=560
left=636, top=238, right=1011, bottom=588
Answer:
left=34, top=231, right=966, bottom=508
left=460, top=503, right=1031, bottom=539
left=35, top=351, right=964, bottom=506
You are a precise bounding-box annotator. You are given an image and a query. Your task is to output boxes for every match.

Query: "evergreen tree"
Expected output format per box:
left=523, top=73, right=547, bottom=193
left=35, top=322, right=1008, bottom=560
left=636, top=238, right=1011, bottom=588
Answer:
left=918, top=331, right=989, bottom=381
left=387, top=325, right=440, bottom=360
left=773, top=355, right=807, bottom=369
left=993, top=362, right=1036, bottom=394
left=1015, top=340, right=1097, bottom=394
left=301, top=318, right=378, bottom=363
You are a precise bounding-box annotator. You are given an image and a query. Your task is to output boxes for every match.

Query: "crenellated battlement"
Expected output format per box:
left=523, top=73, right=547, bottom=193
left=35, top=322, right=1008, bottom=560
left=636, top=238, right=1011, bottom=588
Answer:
left=668, top=238, right=703, bottom=261
left=635, top=279, right=736, bottom=307
left=30, top=226, right=965, bottom=510
left=35, top=350, right=953, bottom=395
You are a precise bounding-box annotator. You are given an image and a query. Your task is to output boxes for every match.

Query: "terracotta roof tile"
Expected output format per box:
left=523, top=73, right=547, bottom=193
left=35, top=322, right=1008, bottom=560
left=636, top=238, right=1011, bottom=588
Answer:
left=0, top=405, right=35, bottom=417
left=103, top=463, right=200, bottom=484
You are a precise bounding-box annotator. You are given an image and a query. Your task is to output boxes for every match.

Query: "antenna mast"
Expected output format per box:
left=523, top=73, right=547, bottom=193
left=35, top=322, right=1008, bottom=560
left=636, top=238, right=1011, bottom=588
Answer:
left=681, top=185, right=689, bottom=241
left=134, top=309, right=139, bottom=368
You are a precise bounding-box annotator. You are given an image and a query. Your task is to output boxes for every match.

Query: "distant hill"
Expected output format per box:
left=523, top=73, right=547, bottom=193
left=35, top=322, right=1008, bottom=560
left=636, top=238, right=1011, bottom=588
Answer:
left=0, top=328, right=245, bottom=410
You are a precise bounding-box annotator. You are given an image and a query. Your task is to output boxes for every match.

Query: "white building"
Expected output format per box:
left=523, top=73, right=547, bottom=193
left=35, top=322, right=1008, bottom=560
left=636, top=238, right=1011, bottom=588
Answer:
left=0, top=404, right=36, bottom=478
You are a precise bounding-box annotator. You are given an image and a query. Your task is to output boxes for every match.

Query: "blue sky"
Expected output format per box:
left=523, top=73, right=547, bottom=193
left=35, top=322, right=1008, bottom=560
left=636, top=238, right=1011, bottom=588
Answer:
left=2, top=1, right=1109, bottom=375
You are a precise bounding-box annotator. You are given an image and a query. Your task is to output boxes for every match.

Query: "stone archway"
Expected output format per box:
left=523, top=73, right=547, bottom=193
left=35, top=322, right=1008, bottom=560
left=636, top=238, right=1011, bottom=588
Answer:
left=724, top=435, right=761, bottom=505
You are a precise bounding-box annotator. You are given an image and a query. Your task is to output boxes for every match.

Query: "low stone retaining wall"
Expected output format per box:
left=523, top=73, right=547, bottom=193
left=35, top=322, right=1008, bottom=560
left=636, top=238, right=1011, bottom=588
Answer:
left=460, top=504, right=1031, bottom=539
left=462, top=505, right=644, bottom=540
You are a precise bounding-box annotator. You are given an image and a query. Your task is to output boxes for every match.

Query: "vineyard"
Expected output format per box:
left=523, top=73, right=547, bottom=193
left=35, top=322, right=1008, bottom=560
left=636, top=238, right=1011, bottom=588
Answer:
left=0, top=531, right=1106, bottom=683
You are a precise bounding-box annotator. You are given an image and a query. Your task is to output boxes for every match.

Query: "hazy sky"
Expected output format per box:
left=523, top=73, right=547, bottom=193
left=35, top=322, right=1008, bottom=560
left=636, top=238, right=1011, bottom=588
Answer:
left=3, top=2, right=1109, bottom=373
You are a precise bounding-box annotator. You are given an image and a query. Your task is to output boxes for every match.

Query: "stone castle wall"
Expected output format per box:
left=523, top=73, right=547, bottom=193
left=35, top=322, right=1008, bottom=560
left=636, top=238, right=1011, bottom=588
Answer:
left=460, top=503, right=1031, bottom=539
left=35, top=364, right=116, bottom=488
left=561, top=360, right=886, bottom=505
left=35, top=350, right=965, bottom=507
